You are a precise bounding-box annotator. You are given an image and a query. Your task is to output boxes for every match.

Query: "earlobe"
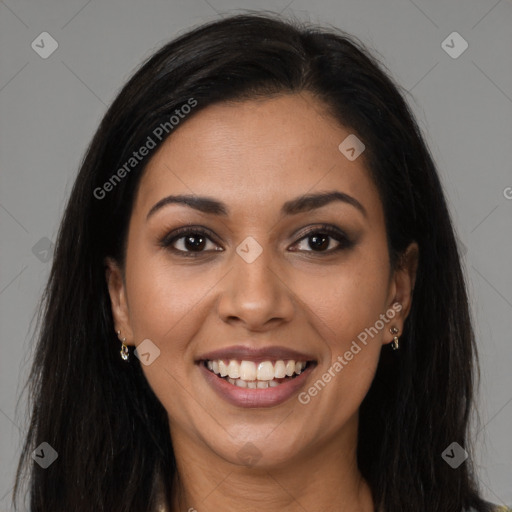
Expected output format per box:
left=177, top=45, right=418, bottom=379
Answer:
left=104, top=257, right=134, bottom=345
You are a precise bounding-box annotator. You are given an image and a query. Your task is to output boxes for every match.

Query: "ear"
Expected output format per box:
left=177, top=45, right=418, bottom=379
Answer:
left=105, top=257, right=134, bottom=346
left=385, top=241, right=419, bottom=344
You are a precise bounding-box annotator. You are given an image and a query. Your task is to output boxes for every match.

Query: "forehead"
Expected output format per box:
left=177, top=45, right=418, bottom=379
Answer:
left=134, top=93, right=381, bottom=219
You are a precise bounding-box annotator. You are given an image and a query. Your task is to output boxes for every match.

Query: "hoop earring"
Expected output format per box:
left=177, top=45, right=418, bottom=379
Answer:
left=390, top=326, right=400, bottom=351
left=117, top=330, right=130, bottom=361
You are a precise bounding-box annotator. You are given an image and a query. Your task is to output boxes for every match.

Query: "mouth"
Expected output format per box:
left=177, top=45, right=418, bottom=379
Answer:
left=197, top=347, right=318, bottom=408
left=202, top=358, right=314, bottom=389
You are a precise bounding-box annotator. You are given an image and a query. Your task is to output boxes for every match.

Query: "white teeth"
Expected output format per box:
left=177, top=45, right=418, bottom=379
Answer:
left=257, top=361, right=274, bottom=381
left=285, top=360, right=295, bottom=376
left=274, top=360, right=286, bottom=378
left=206, top=358, right=311, bottom=386
left=240, top=361, right=257, bottom=381
left=218, top=360, right=228, bottom=377
left=227, top=360, right=240, bottom=379
left=226, top=377, right=284, bottom=388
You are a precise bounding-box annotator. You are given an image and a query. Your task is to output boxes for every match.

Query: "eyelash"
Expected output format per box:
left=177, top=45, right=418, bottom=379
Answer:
left=159, top=224, right=354, bottom=258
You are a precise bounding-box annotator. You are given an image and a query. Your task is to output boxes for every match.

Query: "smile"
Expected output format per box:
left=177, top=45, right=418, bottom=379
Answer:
left=205, top=359, right=310, bottom=388
left=199, top=357, right=317, bottom=408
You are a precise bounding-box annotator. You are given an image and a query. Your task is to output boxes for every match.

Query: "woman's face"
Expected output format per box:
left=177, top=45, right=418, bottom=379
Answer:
left=107, top=92, right=417, bottom=469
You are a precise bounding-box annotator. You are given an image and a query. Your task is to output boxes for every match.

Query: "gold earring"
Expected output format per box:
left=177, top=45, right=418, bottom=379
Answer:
left=390, top=326, right=400, bottom=350
left=117, top=330, right=129, bottom=361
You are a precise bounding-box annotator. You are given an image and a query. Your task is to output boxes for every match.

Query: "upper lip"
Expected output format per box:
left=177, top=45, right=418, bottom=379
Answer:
left=197, top=345, right=316, bottom=363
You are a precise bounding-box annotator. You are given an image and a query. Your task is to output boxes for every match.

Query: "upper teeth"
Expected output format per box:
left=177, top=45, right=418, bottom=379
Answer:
left=206, top=359, right=307, bottom=381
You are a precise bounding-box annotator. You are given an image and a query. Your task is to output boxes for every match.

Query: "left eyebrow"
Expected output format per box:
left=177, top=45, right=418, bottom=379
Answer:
left=281, top=191, right=367, bottom=218
left=146, top=190, right=367, bottom=221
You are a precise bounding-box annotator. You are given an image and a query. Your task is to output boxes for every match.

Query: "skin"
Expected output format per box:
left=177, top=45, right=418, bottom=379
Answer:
left=106, top=92, right=418, bottom=512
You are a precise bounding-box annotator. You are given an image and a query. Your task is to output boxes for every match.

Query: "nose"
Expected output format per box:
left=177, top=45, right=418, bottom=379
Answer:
left=216, top=245, right=295, bottom=331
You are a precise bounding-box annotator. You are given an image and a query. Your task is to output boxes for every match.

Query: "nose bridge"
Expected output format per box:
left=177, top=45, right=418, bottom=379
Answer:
left=217, top=236, right=294, bottom=328
left=237, top=246, right=276, bottom=295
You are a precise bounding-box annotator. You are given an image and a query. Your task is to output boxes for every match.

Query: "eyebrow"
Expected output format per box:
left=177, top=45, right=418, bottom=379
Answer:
left=146, top=190, right=367, bottom=220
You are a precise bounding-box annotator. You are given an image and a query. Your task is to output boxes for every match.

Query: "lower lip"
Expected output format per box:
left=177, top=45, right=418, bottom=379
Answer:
left=199, top=362, right=315, bottom=408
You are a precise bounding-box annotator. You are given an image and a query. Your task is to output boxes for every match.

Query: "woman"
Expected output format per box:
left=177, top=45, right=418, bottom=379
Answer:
left=12, top=12, right=510, bottom=512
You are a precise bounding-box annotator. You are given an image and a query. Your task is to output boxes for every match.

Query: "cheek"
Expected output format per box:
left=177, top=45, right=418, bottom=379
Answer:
left=298, top=247, right=391, bottom=350
left=123, top=220, right=220, bottom=339
left=294, top=243, right=390, bottom=408
left=123, top=252, right=216, bottom=418
left=123, top=239, right=242, bottom=421
left=127, top=266, right=196, bottom=335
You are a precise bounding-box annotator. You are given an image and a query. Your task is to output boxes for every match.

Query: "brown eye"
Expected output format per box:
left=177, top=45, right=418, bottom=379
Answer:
left=160, top=227, right=222, bottom=256
left=306, top=233, right=331, bottom=251
left=179, top=233, right=207, bottom=251
left=291, top=225, right=353, bottom=253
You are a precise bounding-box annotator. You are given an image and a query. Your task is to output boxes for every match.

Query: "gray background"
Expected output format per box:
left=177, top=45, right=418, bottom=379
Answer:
left=1, top=0, right=511, bottom=509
